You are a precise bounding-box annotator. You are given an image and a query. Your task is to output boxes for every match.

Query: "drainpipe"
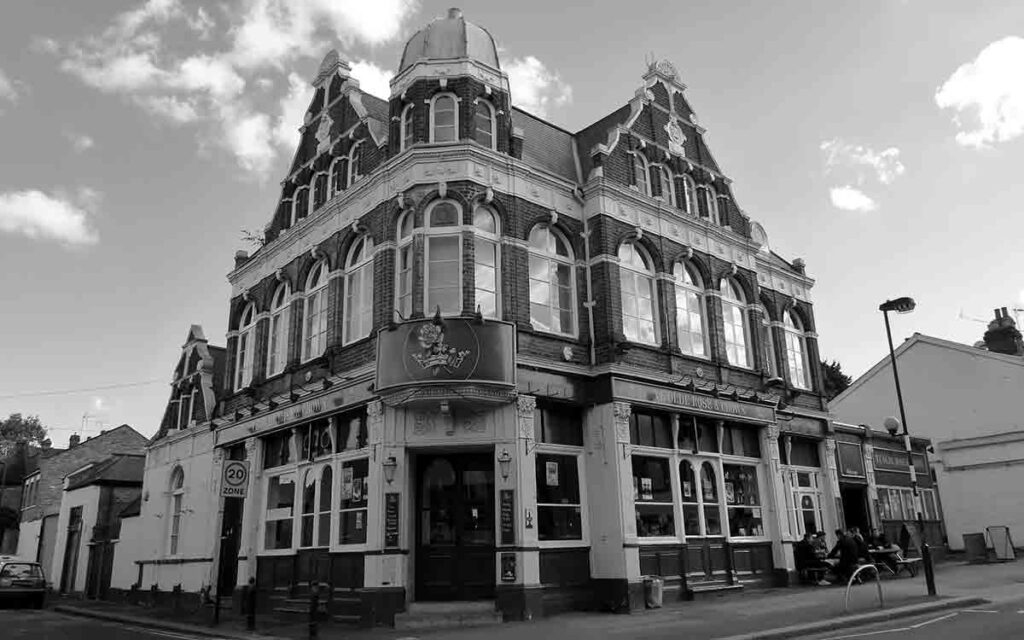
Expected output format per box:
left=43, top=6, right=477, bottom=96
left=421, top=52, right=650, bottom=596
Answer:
left=577, top=186, right=597, bottom=366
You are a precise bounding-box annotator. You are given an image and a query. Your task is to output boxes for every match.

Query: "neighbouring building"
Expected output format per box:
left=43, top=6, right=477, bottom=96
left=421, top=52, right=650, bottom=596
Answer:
left=1, top=441, right=57, bottom=554
left=831, top=308, right=1024, bottom=553
left=16, top=425, right=147, bottom=585
left=121, top=8, right=841, bottom=625
left=50, top=453, right=145, bottom=597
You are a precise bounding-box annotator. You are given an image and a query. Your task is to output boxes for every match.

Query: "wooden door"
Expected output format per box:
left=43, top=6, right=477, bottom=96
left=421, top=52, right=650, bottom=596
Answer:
left=416, top=453, right=495, bottom=600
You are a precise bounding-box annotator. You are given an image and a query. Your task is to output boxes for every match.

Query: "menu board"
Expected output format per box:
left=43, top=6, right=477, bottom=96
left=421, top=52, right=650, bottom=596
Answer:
left=501, top=553, right=516, bottom=582
left=499, top=489, right=515, bottom=545
left=384, top=492, right=400, bottom=548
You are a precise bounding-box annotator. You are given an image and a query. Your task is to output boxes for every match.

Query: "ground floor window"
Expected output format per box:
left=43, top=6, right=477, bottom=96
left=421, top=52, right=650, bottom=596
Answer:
left=878, top=486, right=938, bottom=521
left=632, top=455, right=675, bottom=537
left=339, top=458, right=369, bottom=544
left=265, top=473, right=296, bottom=550
left=680, top=458, right=722, bottom=537
left=535, top=452, right=583, bottom=541
left=723, top=463, right=763, bottom=537
left=786, top=468, right=824, bottom=537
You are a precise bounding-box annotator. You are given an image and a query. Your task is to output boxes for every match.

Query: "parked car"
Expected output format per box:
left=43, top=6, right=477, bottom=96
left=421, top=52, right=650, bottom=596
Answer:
left=0, top=556, right=46, bottom=608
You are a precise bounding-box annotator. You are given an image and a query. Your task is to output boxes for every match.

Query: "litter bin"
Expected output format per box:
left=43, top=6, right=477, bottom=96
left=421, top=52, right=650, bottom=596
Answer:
left=643, top=575, right=664, bottom=609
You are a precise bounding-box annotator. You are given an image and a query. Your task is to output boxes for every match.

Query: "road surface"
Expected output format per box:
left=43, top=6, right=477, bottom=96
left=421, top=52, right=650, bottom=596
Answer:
left=0, top=607, right=227, bottom=640
left=794, top=598, right=1024, bottom=640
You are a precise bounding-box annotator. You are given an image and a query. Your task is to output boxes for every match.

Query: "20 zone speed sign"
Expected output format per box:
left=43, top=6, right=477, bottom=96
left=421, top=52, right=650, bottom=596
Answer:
left=222, top=460, right=249, bottom=498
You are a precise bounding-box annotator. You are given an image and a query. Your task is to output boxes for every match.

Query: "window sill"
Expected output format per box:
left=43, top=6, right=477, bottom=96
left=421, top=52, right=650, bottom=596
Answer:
left=518, top=323, right=580, bottom=342
left=626, top=537, right=682, bottom=546
left=537, top=539, right=588, bottom=549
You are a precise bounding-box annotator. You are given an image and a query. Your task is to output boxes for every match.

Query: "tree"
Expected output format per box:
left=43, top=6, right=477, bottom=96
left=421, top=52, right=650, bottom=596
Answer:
left=0, top=413, right=48, bottom=458
left=821, top=360, right=852, bottom=401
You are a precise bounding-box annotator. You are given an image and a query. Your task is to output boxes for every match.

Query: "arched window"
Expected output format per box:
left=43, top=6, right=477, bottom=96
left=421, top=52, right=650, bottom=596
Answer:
left=680, top=175, right=697, bottom=215
left=395, top=212, right=415, bottom=319
left=401, top=104, right=415, bottom=151
left=169, top=466, right=184, bottom=555
left=673, top=263, right=706, bottom=357
left=618, top=243, right=658, bottom=345
left=760, top=310, right=778, bottom=378
left=312, top=173, right=328, bottom=211
left=474, top=100, right=495, bottom=149
left=302, top=262, right=329, bottom=361
left=318, top=466, right=332, bottom=547
left=267, top=284, right=290, bottom=377
left=424, top=200, right=462, bottom=315
left=784, top=311, right=810, bottom=389
left=280, top=198, right=293, bottom=230
left=430, top=94, right=458, bottom=143
left=235, top=303, right=256, bottom=390
left=721, top=279, right=750, bottom=368
left=700, top=462, right=723, bottom=535
left=343, top=237, right=374, bottom=344
left=528, top=225, right=575, bottom=335
left=656, top=166, right=676, bottom=207
left=702, top=185, right=719, bottom=225
left=632, top=153, right=649, bottom=196
left=473, top=206, right=500, bottom=318
left=330, top=158, right=346, bottom=194
left=293, top=187, right=310, bottom=225
left=347, top=142, right=362, bottom=185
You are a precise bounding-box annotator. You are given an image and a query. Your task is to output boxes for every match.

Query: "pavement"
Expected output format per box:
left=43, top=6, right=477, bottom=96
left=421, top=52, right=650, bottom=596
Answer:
left=30, top=558, right=1024, bottom=640
left=0, top=607, right=244, bottom=640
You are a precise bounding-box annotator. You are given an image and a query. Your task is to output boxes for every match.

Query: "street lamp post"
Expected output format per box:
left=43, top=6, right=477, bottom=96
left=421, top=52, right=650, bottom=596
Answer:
left=879, top=297, right=937, bottom=596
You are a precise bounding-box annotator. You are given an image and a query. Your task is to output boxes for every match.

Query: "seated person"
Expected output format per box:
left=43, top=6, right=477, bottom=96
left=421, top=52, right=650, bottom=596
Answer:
left=850, top=527, right=871, bottom=562
left=795, top=533, right=830, bottom=585
left=828, top=529, right=860, bottom=583
left=812, top=531, right=829, bottom=558
left=871, top=529, right=891, bottom=549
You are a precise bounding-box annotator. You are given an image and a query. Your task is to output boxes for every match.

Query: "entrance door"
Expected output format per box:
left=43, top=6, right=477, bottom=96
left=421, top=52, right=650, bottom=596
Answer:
left=416, top=453, right=495, bottom=601
left=681, top=459, right=730, bottom=583
left=840, top=485, right=870, bottom=534
left=59, top=506, right=83, bottom=593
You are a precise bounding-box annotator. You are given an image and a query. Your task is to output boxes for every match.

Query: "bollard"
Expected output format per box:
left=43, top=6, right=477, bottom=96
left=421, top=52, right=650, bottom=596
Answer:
left=245, top=578, right=256, bottom=631
left=308, top=581, right=320, bottom=640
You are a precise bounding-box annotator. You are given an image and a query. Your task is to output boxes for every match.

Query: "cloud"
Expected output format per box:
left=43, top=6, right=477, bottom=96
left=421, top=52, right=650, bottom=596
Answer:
left=820, top=138, right=905, bottom=185
left=65, top=131, right=95, bottom=152
left=0, top=67, right=21, bottom=106
left=935, top=36, right=1024, bottom=148
left=53, top=0, right=417, bottom=175
left=0, top=189, right=100, bottom=246
left=829, top=186, right=877, bottom=213
left=504, top=56, right=573, bottom=118
left=350, top=60, right=392, bottom=100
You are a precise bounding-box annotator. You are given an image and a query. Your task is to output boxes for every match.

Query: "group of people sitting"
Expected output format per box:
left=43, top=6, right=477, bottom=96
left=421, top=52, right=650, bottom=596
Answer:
left=795, top=527, right=897, bottom=585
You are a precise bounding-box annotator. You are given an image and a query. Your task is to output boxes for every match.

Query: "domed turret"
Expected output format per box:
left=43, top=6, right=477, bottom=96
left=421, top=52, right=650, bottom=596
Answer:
left=398, top=8, right=500, bottom=74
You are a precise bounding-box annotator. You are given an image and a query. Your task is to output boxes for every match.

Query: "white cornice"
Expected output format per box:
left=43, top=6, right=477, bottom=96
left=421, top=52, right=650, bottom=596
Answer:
left=390, top=58, right=510, bottom=99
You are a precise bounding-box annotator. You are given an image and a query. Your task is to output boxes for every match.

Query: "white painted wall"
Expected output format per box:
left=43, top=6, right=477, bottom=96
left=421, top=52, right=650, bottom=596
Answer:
left=111, top=516, right=141, bottom=590
left=16, top=519, right=41, bottom=561
left=51, top=484, right=101, bottom=593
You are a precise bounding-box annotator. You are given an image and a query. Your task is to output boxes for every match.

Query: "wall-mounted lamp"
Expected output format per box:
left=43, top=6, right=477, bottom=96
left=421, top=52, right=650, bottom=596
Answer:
left=382, top=456, right=398, bottom=484
left=497, top=448, right=512, bottom=480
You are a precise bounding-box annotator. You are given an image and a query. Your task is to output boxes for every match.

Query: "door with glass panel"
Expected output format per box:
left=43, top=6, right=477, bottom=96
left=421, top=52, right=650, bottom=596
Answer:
left=415, top=453, right=495, bottom=600
left=680, top=459, right=729, bottom=583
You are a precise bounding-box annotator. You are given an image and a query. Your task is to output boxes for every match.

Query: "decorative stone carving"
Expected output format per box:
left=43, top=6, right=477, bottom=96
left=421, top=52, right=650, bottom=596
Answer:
left=315, top=113, right=333, bottom=155
left=823, top=438, right=841, bottom=495
left=766, top=423, right=780, bottom=442
left=412, top=411, right=436, bottom=435
left=517, top=394, right=536, bottom=446
left=460, top=410, right=486, bottom=433
left=666, top=118, right=687, bottom=157
left=613, top=402, right=631, bottom=443
left=367, top=399, right=384, bottom=444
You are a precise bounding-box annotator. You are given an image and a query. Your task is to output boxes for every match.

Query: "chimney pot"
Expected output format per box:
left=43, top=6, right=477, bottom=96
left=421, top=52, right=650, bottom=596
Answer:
left=69, top=434, right=80, bottom=448
left=448, top=7, right=463, bottom=19
left=41, top=439, right=51, bottom=450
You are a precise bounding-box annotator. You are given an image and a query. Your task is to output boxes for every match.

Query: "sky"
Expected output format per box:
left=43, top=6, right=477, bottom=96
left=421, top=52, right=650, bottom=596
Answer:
left=2, top=0, right=1024, bottom=446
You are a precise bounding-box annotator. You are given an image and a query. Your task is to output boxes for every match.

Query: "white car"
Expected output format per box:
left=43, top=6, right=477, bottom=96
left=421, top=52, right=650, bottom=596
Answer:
left=0, top=556, right=46, bottom=609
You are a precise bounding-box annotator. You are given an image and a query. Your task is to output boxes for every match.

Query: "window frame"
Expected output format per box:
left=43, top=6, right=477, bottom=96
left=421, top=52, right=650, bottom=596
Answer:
left=673, top=262, right=708, bottom=358
left=395, top=211, right=415, bottom=319
left=632, top=153, right=650, bottom=196
left=680, top=174, right=697, bottom=215
left=473, top=99, right=496, bottom=150
left=400, top=103, right=415, bottom=151
left=784, top=311, right=811, bottom=390
left=721, top=461, right=766, bottom=539
left=618, top=242, right=659, bottom=346
left=631, top=453, right=677, bottom=540
left=301, top=261, right=330, bottom=362
left=535, top=443, right=588, bottom=548
left=342, top=237, right=375, bottom=344
left=168, top=466, right=185, bottom=556
left=266, top=283, right=291, bottom=378
left=335, top=453, right=370, bottom=549
left=330, top=157, right=347, bottom=195
left=720, top=279, right=752, bottom=369
left=312, top=172, right=328, bottom=212
left=347, top=142, right=363, bottom=186
left=235, top=303, right=257, bottom=391
left=292, top=186, right=310, bottom=226
left=702, top=185, right=719, bottom=225
left=262, top=469, right=297, bottom=554
left=527, top=224, right=577, bottom=337
left=423, top=200, right=464, bottom=316
left=429, top=93, right=459, bottom=144
left=472, top=206, right=500, bottom=318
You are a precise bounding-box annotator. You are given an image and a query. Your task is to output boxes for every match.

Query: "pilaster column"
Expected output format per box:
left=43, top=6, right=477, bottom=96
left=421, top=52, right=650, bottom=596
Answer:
left=822, top=438, right=843, bottom=531
left=210, top=446, right=225, bottom=591
left=863, top=442, right=879, bottom=531
left=363, top=400, right=389, bottom=585
left=237, top=437, right=261, bottom=586
left=762, top=423, right=791, bottom=570
left=512, top=395, right=539, bottom=585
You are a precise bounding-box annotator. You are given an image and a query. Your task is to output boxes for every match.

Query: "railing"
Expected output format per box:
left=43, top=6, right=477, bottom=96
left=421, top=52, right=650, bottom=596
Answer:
left=845, top=564, right=884, bottom=613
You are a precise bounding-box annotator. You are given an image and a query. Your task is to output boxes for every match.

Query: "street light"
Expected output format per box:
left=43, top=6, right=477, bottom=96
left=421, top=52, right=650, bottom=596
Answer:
left=879, top=297, right=937, bottom=596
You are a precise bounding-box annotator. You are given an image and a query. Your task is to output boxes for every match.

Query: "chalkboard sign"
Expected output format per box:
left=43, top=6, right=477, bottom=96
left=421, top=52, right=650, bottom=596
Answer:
left=501, top=553, right=516, bottom=582
left=499, top=489, right=515, bottom=545
left=384, top=492, right=400, bottom=548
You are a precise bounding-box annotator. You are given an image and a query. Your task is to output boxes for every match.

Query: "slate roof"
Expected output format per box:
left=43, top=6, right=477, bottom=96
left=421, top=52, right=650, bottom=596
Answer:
left=512, top=107, right=579, bottom=182
left=119, top=495, right=142, bottom=518
left=65, top=453, right=145, bottom=492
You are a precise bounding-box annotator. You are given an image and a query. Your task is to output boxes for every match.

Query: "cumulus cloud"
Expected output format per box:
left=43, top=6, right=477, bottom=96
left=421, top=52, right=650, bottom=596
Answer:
left=273, top=72, right=312, bottom=148
left=829, top=186, right=877, bottom=213
left=65, top=131, right=95, bottom=152
left=0, top=67, right=21, bottom=107
left=51, top=0, right=417, bottom=175
left=0, top=189, right=100, bottom=246
left=820, top=138, right=905, bottom=185
left=350, top=60, right=392, bottom=100
left=935, top=36, right=1024, bottom=148
left=504, top=56, right=573, bottom=118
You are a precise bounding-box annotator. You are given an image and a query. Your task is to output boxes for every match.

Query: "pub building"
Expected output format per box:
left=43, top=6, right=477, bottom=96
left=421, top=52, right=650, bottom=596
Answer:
left=116, top=8, right=843, bottom=626
left=831, top=421, right=945, bottom=556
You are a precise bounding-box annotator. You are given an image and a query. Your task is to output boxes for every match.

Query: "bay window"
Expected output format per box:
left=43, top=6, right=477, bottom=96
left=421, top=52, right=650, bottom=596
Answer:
left=618, top=242, right=658, bottom=345
left=424, top=200, right=462, bottom=315
left=528, top=225, right=576, bottom=335
left=723, top=464, right=763, bottom=537
left=474, top=100, right=495, bottom=149
left=632, top=456, right=675, bottom=537
left=473, top=206, right=499, bottom=318
left=267, top=284, right=290, bottom=377
left=343, top=237, right=374, bottom=344
left=430, top=94, right=457, bottom=143
left=721, top=279, right=751, bottom=368
left=395, top=212, right=414, bottom=319
left=400, top=104, right=414, bottom=151
left=302, top=261, right=329, bottom=361
left=235, top=303, right=256, bottom=390
left=673, top=263, right=707, bottom=357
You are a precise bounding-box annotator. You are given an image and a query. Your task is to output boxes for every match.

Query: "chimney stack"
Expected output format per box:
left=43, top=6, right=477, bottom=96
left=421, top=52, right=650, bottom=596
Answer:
left=41, top=439, right=51, bottom=451
left=69, top=434, right=80, bottom=448
left=982, top=307, right=1024, bottom=356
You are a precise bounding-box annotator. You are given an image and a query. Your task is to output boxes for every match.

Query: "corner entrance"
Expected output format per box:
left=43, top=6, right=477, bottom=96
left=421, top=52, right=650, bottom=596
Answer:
left=840, top=485, right=870, bottom=533
left=415, top=452, right=496, bottom=601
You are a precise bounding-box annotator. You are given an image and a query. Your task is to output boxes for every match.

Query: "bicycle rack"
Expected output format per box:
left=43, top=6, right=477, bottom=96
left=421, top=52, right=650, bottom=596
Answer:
left=845, top=564, right=884, bottom=613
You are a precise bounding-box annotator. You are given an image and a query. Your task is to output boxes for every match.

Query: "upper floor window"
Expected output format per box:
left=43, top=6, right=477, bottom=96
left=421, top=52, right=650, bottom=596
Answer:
left=430, top=94, right=458, bottom=143
left=267, top=284, right=290, bottom=377
left=177, top=389, right=194, bottom=429
left=473, top=206, right=500, bottom=318
left=679, top=174, right=697, bottom=215
left=343, top=237, right=374, bottom=344
left=348, top=142, right=362, bottom=185
left=721, top=279, right=750, bottom=368
left=235, top=303, right=256, bottom=390
left=784, top=311, right=811, bottom=389
left=760, top=310, right=779, bottom=378
left=330, top=158, right=346, bottom=194
left=474, top=100, right=495, bottom=149
left=619, top=243, right=658, bottom=345
left=632, top=153, right=650, bottom=196
left=654, top=166, right=676, bottom=207
left=673, top=263, right=707, bottom=358
left=702, top=185, right=719, bottom=225
left=302, top=262, right=329, bottom=361
left=401, top=104, right=415, bottom=151
left=396, top=212, right=415, bottom=319
left=169, top=466, right=184, bottom=555
left=293, top=187, right=309, bottom=226
left=312, top=172, right=328, bottom=211
left=424, top=200, right=462, bottom=315
left=528, top=225, right=575, bottom=336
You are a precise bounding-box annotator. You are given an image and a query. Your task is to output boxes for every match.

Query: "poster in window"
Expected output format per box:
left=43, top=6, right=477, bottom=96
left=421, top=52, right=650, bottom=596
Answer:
left=342, top=467, right=354, bottom=500
left=545, top=461, right=559, bottom=487
left=683, top=481, right=692, bottom=499
left=703, top=481, right=714, bottom=501
left=640, top=477, right=653, bottom=501
left=355, top=511, right=364, bottom=530
left=725, top=482, right=735, bottom=504
left=353, top=477, right=363, bottom=502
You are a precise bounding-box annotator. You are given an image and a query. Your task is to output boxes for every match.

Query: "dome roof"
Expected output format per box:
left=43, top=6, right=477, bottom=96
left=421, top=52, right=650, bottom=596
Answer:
left=398, top=8, right=500, bottom=74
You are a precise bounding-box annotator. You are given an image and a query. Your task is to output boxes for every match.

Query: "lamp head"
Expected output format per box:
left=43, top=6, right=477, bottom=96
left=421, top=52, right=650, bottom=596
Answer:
left=883, top=416, right=902, bottom=437
left=879, top=297, right=916, bottom=314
